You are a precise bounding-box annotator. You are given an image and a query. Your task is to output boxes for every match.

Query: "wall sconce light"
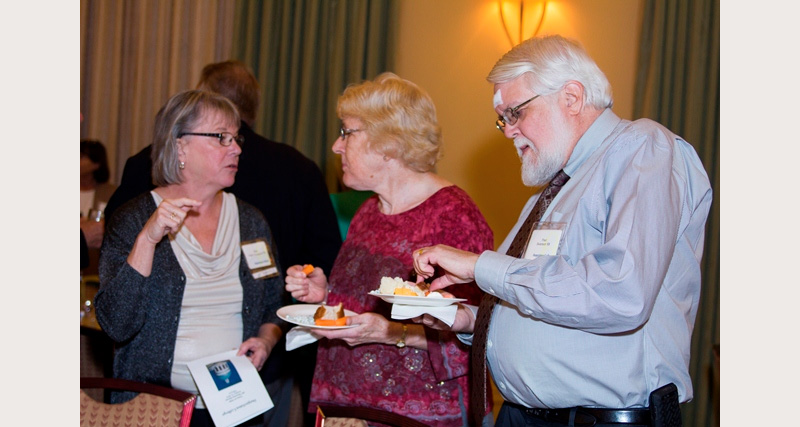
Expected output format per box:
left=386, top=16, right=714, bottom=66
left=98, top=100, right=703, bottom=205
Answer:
left=498, top=0, right=548, bottom=47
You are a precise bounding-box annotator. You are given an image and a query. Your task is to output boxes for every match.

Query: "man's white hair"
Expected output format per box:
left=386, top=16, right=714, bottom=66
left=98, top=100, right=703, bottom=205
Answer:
left=488, top=35, right=613, bottom=109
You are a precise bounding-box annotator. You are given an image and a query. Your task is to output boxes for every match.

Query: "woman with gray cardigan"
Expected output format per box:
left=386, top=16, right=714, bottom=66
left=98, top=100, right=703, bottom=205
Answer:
left=96, top=90, right=285, bottom=427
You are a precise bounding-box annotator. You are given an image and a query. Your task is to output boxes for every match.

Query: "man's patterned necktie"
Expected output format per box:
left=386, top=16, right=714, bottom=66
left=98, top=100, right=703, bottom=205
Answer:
left=469, top=169, right=570, bottom=425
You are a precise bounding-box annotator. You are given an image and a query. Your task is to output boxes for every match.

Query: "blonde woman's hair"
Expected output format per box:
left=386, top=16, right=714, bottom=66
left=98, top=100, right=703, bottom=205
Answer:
left=337, top=72, right=442, bottom=172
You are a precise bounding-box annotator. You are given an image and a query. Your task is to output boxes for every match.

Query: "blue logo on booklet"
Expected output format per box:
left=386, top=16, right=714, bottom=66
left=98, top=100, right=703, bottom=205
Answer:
left=207, top=360, right=242, bottom=390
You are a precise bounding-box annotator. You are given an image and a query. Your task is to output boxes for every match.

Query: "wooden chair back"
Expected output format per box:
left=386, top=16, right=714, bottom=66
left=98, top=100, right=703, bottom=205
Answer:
left=317, top=405, right=428, bottom=427
left=80, top=377, right=196, bottom=427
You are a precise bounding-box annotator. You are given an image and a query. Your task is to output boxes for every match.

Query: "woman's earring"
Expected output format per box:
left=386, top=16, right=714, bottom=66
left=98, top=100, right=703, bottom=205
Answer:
left=179, top=161, right=185, bottom=170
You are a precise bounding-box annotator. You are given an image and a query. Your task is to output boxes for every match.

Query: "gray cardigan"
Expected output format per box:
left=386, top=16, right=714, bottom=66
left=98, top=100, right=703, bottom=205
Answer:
left=96, top=192, right=284, bottom=401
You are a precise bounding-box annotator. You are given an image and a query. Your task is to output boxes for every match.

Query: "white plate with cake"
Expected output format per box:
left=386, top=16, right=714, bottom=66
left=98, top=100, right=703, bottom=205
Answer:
left=368, top=277, right=466, bottom=307
left=277, top=303, right=359, bottom=329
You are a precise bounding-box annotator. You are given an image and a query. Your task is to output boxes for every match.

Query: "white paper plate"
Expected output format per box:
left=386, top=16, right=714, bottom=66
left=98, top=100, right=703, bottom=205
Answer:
left=368, top=290, right=466, bottom=307
left=277, top=304, right=359, bottom=329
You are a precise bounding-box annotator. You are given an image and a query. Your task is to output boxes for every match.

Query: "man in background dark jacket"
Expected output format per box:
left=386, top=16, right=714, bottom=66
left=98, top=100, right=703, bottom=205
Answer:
left=104, top=60, right=342, bottom=426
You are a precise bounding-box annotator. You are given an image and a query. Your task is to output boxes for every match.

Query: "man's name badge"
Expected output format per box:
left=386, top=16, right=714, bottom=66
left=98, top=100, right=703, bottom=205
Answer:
left=241, top=239, right=279, bottom=279
left=523, top=222, right=567, bottom=260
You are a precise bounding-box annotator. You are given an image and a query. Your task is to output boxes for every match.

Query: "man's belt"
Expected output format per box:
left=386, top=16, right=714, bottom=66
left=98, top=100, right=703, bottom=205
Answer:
left=507, top=383, right=682, bottom=426
left=511, top=403, right=651, bottom=426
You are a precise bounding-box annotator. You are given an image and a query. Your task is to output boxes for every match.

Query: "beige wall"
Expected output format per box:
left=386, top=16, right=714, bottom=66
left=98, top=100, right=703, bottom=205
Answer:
left=394, top=0, right=644, bottom=246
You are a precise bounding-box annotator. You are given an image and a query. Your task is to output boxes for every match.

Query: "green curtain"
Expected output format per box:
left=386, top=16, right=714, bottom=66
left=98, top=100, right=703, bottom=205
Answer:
left=634, top=1, right=720, bottom=426
left=231, top=0, right=398, bottom=191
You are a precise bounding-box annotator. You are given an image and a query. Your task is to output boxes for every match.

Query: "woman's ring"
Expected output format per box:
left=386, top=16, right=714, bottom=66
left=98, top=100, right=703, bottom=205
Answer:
left=418, top=249, right=424, bottom=255
left=170, top=212, right=176, bottom=221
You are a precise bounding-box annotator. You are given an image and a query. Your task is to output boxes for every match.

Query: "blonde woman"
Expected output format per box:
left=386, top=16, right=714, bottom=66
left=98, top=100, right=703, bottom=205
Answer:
left=285, top=73, right=494, bottom=426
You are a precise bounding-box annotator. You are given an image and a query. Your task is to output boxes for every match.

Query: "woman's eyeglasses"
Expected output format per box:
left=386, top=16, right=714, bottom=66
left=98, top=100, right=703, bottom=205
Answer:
left=339, top=127, right=362, bottom=139
left=178, top=132, right=244, bottom=147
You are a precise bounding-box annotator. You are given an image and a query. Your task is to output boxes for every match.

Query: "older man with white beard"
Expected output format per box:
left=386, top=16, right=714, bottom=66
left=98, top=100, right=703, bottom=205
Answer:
left=411, top=35, right=712, bottom=427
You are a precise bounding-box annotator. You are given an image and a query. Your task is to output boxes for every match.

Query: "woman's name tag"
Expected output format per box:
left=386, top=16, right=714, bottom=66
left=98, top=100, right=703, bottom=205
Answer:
left=241, top=239, right=279, bottom=279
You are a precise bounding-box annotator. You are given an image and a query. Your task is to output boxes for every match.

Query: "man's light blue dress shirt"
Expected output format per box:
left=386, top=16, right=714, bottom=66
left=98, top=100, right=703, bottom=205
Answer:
left=473, top=109, right=712, bottom=409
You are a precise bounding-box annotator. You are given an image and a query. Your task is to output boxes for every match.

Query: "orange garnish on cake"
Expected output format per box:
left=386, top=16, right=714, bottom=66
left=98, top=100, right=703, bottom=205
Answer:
left=314, top=317, right=348, bottom=327
left=393, top=288, right=418, bottom=296
left=380, top=277, right=430, bottom=297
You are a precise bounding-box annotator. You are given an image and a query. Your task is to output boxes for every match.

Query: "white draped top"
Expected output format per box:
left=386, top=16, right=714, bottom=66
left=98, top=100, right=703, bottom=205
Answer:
left=151, top=191, right=244, bottom=408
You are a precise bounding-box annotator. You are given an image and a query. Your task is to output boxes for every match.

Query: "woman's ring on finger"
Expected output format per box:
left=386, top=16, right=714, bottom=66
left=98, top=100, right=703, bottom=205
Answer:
left=418, top=249, right=424, bottom=255
left=170, top=212, right=176, bottom=221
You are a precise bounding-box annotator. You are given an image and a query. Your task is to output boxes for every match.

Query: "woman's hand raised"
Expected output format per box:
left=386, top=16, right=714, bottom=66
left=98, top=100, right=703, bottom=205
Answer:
left=142, top=198, right=202, bottom=244
left=127, top=197, right=202, bottom=276
left=284, top=264, right=328, bottom=303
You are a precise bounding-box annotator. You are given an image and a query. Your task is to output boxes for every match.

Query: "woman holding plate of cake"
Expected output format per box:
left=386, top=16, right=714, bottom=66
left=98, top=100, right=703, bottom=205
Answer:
left=284, top=72, right=494, bottom=427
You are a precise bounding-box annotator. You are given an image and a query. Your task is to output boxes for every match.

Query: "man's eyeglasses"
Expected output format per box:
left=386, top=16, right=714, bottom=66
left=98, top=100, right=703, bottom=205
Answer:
left=339, top=127, right=362, bottom=138
left=178, top=132, right=245, bottom=147
left=495, top=94, right=540, bottom=131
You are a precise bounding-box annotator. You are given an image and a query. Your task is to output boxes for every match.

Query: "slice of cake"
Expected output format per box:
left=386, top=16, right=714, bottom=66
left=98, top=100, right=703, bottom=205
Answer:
left=314, top=303, right=346, bottom=326
left=378, top=276, right=430, bottom=297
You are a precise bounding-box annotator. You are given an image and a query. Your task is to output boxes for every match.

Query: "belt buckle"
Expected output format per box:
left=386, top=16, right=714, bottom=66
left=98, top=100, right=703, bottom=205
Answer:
left=578, top=407, right=650, bottom=425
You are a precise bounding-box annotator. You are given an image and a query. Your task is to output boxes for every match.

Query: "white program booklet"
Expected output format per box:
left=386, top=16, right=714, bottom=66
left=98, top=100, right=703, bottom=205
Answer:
left=187, top=349, right=273, bottom=427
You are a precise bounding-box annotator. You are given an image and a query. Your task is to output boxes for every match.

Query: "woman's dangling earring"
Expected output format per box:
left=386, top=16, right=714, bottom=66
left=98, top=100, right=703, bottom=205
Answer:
left=179, top=161, right=185, bottom=170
